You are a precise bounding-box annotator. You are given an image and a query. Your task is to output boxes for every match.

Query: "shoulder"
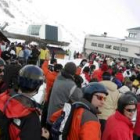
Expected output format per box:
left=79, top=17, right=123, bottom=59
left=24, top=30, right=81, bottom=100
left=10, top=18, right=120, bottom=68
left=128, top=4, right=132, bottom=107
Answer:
left=81, top=109, right=98, bottom=125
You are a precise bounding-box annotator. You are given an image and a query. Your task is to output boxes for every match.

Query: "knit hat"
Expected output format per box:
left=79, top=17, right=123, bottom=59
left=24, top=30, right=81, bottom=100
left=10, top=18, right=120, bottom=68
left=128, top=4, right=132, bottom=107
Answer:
left=64, top=62, right=76, bottom=75
left=117, top=92, right=137, bottom=114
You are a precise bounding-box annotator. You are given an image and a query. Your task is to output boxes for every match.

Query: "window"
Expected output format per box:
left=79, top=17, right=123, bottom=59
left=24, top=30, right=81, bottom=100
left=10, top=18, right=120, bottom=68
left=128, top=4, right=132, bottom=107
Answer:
left=98, top=44, right=104, bottom=48
left=91, top=42, right=97, bottom=47
left=121, top=47, right=128, bottom=52
left=129, top=33, right=137, bottom=38
left=113, top=46, right=120, bottom=50
left=105, top=44, right=112, bottom=49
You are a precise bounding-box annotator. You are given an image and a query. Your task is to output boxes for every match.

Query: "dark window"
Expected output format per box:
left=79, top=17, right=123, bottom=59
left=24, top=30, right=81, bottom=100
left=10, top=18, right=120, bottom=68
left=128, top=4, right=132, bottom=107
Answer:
left=105, top=44, right=112, bottom=49
left=121, top=47, right=128, bottom=52
left=91, top=42, right=97, bottom=47
left=113, top=46, right=120, bottom=50
left=98, top=44, right=104, bottom=48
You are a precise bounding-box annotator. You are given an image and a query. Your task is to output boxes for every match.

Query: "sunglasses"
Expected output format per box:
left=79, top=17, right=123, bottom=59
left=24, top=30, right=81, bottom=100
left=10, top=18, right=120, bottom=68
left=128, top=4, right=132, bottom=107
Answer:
left=0, top=69, right=4, bottom=73
left=125, top=108, right=136, bottom=113
left=94, top=95, right=106, bottom=101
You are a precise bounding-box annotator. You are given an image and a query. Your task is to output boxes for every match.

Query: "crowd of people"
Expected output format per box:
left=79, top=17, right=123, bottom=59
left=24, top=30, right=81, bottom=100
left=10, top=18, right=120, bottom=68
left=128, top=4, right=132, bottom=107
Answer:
left=0, top=42, right=140, bottom=140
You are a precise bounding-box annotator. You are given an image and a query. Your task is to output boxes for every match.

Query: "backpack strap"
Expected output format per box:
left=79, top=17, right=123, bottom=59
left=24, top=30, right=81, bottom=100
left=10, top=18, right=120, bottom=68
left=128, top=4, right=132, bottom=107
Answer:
left=69, top=85, right=77, bottom=98
left=3, top=94, right=21, bottom=113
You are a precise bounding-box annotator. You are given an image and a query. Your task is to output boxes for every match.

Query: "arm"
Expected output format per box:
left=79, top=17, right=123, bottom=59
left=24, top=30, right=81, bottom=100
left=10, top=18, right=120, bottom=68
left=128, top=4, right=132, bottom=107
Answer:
left=42, top=60, right=49, bottom=77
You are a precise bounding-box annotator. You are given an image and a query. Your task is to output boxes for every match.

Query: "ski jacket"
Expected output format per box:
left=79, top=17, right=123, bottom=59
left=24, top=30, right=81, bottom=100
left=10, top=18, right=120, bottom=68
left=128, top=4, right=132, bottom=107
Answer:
left=42, top=60, right=58, bottom=101
left=0, top=91, right=42, bottom=140
left=50, top=99, right=101, bottom=140
left=102, top=111, right=134, bottom=140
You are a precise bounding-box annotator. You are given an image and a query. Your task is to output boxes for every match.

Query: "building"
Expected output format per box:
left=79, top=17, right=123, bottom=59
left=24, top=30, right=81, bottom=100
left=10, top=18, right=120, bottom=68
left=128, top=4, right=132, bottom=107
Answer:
left=83, top=34, right=140, bottom=63
left=127, top=27, right=140, bottom=40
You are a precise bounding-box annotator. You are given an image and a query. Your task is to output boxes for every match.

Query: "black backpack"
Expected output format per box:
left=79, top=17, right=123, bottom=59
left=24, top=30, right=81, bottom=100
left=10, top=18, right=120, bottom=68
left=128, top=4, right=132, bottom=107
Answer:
left=51, top=102, right=90, bottom=140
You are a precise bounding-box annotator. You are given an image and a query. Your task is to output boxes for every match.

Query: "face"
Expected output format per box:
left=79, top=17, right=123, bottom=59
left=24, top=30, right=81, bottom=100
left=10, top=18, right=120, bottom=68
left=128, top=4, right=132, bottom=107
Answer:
left=123, top=105, right=136, bottom=120
left=0, top=66, right=4, bottom=82
left=91, top=93, right=107, bottom=108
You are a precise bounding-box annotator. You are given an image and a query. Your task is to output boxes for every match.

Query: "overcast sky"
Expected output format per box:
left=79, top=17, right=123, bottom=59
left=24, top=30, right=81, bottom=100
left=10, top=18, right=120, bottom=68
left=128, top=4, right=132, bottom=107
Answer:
left=32, top=0, right=140, bottom=38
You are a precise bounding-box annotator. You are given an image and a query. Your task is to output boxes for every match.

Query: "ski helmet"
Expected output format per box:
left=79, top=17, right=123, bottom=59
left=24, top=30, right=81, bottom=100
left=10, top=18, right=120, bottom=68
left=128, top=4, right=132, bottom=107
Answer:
left=18, top=65, right=44, bottom=93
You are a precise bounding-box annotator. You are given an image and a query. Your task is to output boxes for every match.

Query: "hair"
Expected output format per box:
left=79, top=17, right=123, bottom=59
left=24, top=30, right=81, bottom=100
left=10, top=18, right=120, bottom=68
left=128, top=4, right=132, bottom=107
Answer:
left=102, top=71, right=111, bottom=80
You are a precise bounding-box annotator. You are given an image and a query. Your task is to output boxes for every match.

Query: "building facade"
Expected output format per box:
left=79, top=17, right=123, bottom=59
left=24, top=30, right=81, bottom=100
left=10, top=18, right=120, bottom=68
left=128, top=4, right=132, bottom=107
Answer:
left=83, top=34, right=140, bottom=63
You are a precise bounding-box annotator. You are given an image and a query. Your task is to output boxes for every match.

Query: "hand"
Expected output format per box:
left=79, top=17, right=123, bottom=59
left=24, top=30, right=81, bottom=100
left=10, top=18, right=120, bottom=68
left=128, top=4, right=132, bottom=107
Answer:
left=42, top=128, right=50, bottom=139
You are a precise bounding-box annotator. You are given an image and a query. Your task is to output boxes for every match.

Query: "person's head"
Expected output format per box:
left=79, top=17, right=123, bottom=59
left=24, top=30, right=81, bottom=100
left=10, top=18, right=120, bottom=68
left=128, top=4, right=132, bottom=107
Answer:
left=54, top=64, right=63, bottom=73
left=18, top=65, right=44, bottom=97
left=117, top=92, right=137, bottom=120
left=64, top=62, right=77, bottom=76
left=0, top=58, right=6, bottom=82
left=79, top=59, right=87, bottom=67
left=50, top=58, right=57, bottom=65
left=102, top=72, right=111, bottom=80
left=90, top=65, right=96, bottom=72
left=83, top=82, right=108, bottom=108
left=74, top=74, right=83, bottom=88
left=82, top=66, right=90, bottom=73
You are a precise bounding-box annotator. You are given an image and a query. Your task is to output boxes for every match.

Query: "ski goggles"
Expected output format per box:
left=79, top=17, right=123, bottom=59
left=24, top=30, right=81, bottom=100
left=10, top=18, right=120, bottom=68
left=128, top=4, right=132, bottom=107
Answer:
left=124, top=108, right=136, bottom=113
left=94, top=94, right=106, bottom=101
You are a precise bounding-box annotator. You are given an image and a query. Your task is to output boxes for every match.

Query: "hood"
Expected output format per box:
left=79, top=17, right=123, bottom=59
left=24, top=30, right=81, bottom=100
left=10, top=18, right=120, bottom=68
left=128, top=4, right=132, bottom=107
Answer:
left=78, top=98, right=100, bottom=115
left=100, top=80, right=118, bottom=92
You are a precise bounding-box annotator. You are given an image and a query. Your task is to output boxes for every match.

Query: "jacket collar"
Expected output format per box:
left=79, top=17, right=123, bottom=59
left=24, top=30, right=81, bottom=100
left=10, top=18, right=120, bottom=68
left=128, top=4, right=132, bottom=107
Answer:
left=115, top=111, right=134, bottom=128
left=78, top=98, right=100, bottom=115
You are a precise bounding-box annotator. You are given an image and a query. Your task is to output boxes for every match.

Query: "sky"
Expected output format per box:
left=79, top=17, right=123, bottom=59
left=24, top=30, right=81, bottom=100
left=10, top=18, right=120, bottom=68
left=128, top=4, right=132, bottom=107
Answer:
left=1, top=0, right=140, bottom=52
left=32, top=0, right=140, bottom=38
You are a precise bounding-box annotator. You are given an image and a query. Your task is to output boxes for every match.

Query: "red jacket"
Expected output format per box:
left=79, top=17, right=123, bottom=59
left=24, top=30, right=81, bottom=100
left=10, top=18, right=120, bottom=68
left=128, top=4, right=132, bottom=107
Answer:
left=134, top=103, right=140, bottom=136
left=92, top=68, right=103, bottom=81
left=115, top=72, right=124, bottom=83
left=42, top=60, right=58, bottom=101
left=102, top=111, right=134, bottom=140
left=0, top=91, right=41, bottom=140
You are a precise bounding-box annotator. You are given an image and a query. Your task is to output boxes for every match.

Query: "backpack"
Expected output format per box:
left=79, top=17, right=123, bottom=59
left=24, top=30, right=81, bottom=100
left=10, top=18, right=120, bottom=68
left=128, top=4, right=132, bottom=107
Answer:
left=51, top=101, right=90, bottom=140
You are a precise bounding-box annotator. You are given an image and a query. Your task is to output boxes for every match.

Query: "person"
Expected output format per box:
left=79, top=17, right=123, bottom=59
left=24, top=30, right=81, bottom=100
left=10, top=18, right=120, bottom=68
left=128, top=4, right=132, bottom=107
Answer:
left=41, top=58, right=63, bottom=128
left=3, top=58, right=22, bottom=90
left=80, top=66, right=90, bottom=87
left=47, top=62, right=83, bottom=124
left=99, top=72, right=120, bottom=133
left=50, top=82, right=108, bottom=140
left=42, top=58, right=63, bottom=101
left=0, top=58, right=8, bottom=94
left=76, top=59, right=88, bottom=75
left=0, top=65, right=49, bottom=140
left=102, top=92, right=137, bottom=140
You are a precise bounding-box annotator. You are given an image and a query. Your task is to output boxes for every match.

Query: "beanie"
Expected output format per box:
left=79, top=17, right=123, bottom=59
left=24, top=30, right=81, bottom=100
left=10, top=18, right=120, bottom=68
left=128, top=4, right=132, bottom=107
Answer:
left=64, top=62, right=76, bottom=75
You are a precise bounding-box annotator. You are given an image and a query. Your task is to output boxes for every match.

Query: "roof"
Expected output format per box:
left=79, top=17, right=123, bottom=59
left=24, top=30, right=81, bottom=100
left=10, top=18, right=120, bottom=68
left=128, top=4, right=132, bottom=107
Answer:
left=2, top=31, right=69, bottom=46
left=0, top=31, right=10, bottom=43
left=127, top=27, right=140, bottom=31
left=47, top=46, right=66, bottom=54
